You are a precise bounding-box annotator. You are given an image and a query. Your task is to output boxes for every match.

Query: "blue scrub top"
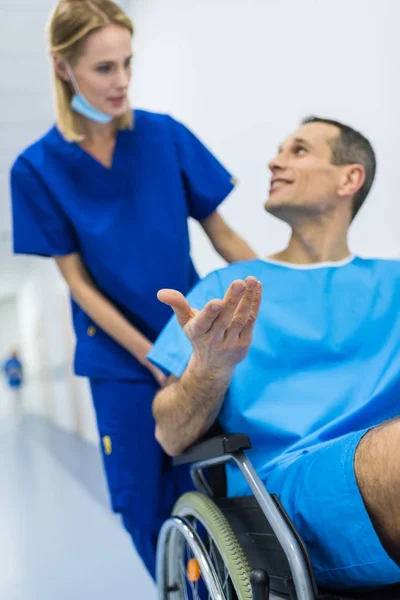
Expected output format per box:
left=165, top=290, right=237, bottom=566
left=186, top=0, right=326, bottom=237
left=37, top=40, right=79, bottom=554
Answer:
left=3, top=358, right=23, bottom=388
left=11, top=110, right=235, bottom=379
left=148, top=256, right=400, bottom=495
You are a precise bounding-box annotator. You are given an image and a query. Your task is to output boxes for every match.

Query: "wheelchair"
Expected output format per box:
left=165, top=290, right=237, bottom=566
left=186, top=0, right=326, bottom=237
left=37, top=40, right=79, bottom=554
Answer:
left=156, top=433, right=400, bottom=600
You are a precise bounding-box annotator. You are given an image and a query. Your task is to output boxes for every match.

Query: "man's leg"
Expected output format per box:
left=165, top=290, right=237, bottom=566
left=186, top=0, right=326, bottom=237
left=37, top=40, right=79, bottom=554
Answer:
left=264, top=428, right=400, bottom=589
left=355, top=417, right=400, bottom=566
left=12, top=386, right=23, bottom=423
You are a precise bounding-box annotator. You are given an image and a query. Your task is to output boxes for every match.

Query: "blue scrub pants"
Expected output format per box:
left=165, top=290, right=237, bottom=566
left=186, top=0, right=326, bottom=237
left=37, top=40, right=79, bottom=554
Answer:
left=90, top=378, right=194, bottom=579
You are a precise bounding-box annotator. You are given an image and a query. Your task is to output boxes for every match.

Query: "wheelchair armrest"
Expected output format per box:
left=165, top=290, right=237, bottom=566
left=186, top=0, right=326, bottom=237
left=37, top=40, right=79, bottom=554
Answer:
left=172, top=433, right=252, bottom=467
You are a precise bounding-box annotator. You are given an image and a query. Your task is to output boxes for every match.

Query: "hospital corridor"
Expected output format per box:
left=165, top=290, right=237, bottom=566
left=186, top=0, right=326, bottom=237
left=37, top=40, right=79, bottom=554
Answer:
left=1, top=0, right=400, bottom=599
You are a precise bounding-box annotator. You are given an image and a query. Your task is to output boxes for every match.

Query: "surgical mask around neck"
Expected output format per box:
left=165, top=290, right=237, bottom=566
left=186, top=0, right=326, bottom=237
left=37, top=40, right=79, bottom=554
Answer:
left=65, top=62, right=112, bottom=124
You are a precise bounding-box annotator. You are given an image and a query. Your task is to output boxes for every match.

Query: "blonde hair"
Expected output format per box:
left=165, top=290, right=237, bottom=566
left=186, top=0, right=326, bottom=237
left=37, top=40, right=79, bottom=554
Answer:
left=48, top=0, right=134, bottom=142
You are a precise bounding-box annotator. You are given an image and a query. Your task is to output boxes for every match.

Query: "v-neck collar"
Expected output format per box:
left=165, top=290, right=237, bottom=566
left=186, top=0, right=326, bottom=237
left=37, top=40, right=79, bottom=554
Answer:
left=53, top=125, right=126, bottom=173
left=77, top=129, right=121, bottom=172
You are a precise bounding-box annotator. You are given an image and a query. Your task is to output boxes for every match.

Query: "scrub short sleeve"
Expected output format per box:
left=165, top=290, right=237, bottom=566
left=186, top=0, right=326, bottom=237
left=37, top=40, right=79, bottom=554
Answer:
left=147, top=270, right=223, bottom=377
left=168, top=116, right=236, bottom=221
left=11, top=157, right=79, bottom=257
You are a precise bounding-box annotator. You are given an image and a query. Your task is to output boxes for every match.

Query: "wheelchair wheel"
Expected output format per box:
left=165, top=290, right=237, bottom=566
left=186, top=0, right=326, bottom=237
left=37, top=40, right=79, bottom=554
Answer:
left=160, top=492, right=252, bottom=600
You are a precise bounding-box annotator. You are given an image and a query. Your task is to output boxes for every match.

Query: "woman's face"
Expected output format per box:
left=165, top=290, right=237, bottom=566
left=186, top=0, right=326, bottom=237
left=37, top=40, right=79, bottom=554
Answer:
left=69, top=23, right=132, bottom=118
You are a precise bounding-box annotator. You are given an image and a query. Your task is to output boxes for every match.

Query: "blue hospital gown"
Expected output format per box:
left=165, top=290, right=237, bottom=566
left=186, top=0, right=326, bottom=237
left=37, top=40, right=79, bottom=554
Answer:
left=149, top=255, right=400, bottom=495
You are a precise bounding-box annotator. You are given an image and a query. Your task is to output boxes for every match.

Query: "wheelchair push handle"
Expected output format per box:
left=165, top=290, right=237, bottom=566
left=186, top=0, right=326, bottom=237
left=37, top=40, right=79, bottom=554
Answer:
left=172, top=433, right=252, bottom=467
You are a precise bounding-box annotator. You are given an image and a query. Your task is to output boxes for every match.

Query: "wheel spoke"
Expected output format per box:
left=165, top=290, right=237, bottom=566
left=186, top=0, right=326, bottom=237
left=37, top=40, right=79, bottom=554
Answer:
left=164, top=493, right=252, bottom=599
left=176, top=528, right=237, bottom=600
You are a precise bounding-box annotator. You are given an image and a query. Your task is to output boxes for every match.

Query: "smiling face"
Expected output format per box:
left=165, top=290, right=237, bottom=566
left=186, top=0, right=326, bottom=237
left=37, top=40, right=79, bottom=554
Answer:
left=265, top=121, right=346, bottom=220
left=68, top=23, right=132, bottom=119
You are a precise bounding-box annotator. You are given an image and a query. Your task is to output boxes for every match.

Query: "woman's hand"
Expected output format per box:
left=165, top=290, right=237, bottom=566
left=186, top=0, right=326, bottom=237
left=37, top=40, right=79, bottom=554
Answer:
left=145, top=359, right=168, bottom=388
left=137, top=337, right=168, bottom=387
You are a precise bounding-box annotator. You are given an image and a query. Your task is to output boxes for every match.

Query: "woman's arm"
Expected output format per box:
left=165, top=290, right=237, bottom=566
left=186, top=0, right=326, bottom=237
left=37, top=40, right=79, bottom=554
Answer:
left=54, top=253, right=166, bottom=386
left=200, top=211, right=257, bottom=263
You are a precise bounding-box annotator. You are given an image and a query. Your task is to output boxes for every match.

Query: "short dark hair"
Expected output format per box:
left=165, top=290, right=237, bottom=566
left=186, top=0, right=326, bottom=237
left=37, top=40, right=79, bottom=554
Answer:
left=301, top=116, right=376, bottom=220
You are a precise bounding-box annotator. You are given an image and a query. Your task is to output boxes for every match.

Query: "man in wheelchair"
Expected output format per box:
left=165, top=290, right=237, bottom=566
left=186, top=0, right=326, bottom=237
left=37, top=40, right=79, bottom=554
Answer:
left=148, top=117, right=400, bottom=593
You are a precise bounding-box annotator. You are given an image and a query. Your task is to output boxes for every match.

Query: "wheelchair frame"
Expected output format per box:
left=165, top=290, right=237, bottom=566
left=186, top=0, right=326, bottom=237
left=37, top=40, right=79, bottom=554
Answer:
left=156, top=433, right=400, bottom=600
left=156, top=434, right=315, bottom=600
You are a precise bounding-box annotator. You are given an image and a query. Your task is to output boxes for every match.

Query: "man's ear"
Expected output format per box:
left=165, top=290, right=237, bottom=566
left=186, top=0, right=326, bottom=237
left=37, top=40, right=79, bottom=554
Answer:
left=337, top=164, right=366, bottom=198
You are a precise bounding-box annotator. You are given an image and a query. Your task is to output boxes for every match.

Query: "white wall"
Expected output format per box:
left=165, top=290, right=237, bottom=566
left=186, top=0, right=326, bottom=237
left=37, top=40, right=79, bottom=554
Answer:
left=17, top=259, right=98, bottom=443
left=129, top=0, right=400, bottom=275
left=0, top=297, right=19, bottom=362
left=0, top=0, right=55, bottom=299
left=0, top=297, right=21, bottom=418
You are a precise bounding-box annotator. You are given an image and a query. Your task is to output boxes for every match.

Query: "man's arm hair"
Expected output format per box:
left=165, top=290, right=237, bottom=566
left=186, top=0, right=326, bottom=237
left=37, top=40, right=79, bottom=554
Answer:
left=152, top=277, right=262, bottom=456
left=152, top=358, right=233, bottom=456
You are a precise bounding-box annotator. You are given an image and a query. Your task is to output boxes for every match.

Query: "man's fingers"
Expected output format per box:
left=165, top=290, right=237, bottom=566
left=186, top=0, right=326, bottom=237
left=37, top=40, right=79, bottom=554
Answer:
left=225, top=277, right=259, bottom=340
left=157, top=279, right=262, bottom=345
left=157, top=289, right=195, bottom=328
left=239, top=281, right=263, bottom=345
left=210, top=279, right=246, bottom=338
left=188, top=300, right=223, bottom=337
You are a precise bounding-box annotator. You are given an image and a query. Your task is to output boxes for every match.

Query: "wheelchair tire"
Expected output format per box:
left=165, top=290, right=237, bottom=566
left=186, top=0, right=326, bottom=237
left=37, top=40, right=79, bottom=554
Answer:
left=172, top=492, right=252, bottom=599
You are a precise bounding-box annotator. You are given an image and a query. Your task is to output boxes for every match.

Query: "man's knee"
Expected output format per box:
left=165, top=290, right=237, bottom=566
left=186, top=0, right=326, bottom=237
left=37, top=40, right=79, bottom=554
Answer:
left=355, top=418, right=400, bottom=564
left=355, top=418, right=400, bottom=490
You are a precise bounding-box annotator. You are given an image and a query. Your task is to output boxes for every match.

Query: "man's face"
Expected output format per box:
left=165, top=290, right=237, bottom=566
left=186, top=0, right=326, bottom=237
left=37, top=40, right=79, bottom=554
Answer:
left=265, top=122, right=344, bottom=219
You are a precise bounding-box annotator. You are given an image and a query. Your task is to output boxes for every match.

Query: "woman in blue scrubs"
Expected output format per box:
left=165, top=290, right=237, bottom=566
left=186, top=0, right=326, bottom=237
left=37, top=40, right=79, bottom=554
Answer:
left=10, top=0, right=256, bottom=578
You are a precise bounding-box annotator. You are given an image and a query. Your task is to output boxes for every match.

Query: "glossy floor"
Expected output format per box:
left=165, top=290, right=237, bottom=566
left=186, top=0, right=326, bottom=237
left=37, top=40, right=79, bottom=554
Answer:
left=0, top=415, right=156, bottom=600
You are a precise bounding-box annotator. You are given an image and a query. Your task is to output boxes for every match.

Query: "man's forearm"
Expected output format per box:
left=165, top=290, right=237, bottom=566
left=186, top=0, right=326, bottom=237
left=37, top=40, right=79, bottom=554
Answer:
left=152, top=357, right=233, bottom=456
